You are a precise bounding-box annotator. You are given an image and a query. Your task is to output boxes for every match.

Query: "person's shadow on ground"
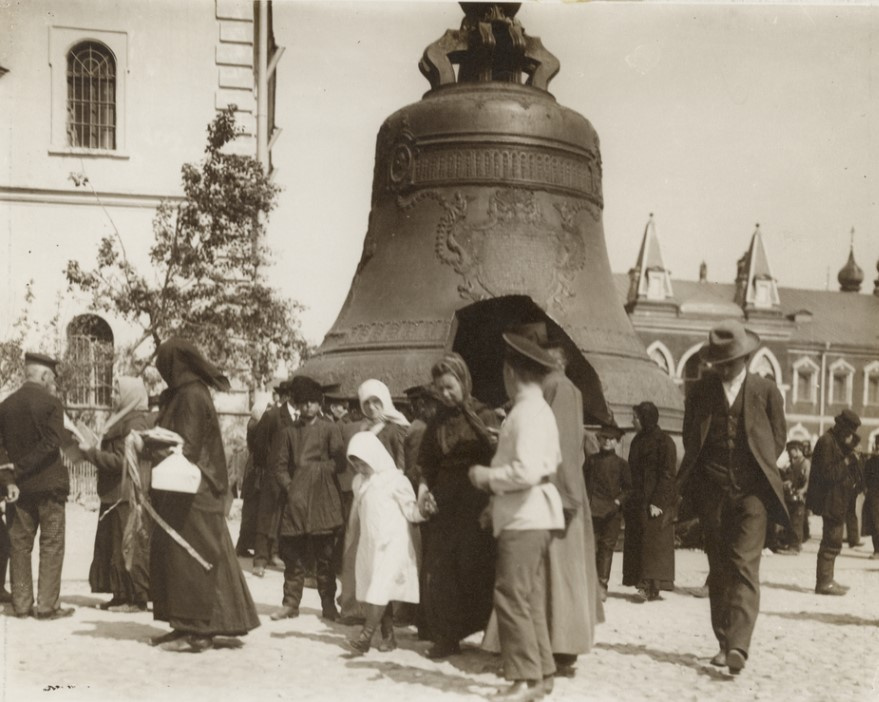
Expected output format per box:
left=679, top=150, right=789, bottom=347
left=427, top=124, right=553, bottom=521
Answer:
left=606, top=591, right=646, bottom=604
left=346, top=659, right=499, bottom=697
left=61, top=595, right=106, bottom=608
left=763, top=610, right=879, bottom=627
left=72, top=620, right=167, bottom=642
left=760, top=581, right=814, bottom=594
left=594, top=642, right=731, bottom=681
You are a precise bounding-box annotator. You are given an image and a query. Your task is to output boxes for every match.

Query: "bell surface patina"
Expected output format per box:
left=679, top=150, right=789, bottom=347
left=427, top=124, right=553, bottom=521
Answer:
left=300, top=3, right=683, bottom=429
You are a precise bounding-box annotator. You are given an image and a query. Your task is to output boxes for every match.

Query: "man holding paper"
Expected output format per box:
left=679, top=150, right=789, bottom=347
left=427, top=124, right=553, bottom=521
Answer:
left=0, top=352, right=72, bottom=619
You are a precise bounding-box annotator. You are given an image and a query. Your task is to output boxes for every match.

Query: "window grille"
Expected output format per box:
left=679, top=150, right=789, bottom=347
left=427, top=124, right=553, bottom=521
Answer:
left=65, top=315, right=114, bottom=407
left=66, top=41, right=116, bottom=150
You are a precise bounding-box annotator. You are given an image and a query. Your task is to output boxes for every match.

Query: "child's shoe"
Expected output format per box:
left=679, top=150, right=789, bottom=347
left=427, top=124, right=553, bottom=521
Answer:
left=347, top=625, right=376, bottom=655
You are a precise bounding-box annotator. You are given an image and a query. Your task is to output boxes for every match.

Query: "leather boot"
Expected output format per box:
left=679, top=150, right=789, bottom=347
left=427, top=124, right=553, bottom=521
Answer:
left=596, top=550, right=613, bottom=586
left=347, top=603, right=384, bottom=654
left=815, top=551, right=845, bottom=595
left=377, top=604, right=397, bottom=652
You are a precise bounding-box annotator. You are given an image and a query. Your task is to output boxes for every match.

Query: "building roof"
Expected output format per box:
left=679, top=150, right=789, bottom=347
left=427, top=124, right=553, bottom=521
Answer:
left=613, top=273, right=879, bottom=350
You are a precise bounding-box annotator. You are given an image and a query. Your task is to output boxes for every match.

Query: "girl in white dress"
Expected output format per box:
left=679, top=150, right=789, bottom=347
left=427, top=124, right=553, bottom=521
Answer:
left=345, top=431, right=425, bottom=654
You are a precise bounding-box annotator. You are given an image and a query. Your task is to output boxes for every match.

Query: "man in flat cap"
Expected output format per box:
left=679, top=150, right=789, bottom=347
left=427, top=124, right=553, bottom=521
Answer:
left=250, top=379, right=296, bottom=577
left=675, top=321, right=787, bottom=675
left=469, top=333, right=565, bottom=700
left=806, top=409, right=863, bottom=595
left=0, top=352, right=73, bottom=619
left=271, top=375, right=345, bottom=622
left=583, top=424, right=631, bottom=602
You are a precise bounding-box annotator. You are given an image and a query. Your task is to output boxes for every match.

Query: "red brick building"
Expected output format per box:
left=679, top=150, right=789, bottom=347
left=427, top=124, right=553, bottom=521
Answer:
left=618, top=216, right=879, bottom=450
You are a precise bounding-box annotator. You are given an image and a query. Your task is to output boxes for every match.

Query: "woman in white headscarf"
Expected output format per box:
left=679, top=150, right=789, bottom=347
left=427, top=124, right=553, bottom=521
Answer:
left=83, top=376, right=153, bottom=612
left=357, top=379, right=409, bottom=471
left=345, top=432, right=424, bottom=654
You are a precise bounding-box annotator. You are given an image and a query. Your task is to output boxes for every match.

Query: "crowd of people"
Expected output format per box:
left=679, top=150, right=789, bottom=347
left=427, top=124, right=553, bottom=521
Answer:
left=1, top=317, right=878, bottom=700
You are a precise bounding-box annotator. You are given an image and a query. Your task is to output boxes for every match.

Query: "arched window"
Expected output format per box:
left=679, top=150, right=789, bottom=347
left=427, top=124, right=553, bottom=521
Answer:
left=67, top=41, right=116, bottom=150
left=749, top=347, right=781, bottom=383
left=646, top=341, right=674, bottom=377
left=828, top=358, right=855, bottom=406
left=66, top=314, right=114, bottom=407
left=792, top=356, right=819, bottom=405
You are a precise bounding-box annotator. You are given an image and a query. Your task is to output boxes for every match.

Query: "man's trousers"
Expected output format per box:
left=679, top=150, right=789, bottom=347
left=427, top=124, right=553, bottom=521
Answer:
left=700, top=490, right=768, bottom=658
left=7, top=494, right=66, bottom=616
left=494, top=529, right=555, bottom=682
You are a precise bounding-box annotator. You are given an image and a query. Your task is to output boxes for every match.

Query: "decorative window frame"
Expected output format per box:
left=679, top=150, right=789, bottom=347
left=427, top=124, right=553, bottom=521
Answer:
left=64, top=313, right=115, bottom=409
left=791, top=356, right=819, bottom=405
left=863, top=361, right=879, bottom=407
left=676, top=342, right=705, bottom=385
left=646, top=340, right=674, bottom=378
left=828, top=358, right=855, bottom=406
left=749, top=347, right=782, bottom=382
left=786, top=422, right=812, bottom=443
left=48, top=26, right=129, bottom=158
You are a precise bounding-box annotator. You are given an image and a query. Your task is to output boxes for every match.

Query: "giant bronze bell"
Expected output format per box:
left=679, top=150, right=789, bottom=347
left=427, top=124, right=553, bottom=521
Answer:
left=301, top=3, right=683, bottom=430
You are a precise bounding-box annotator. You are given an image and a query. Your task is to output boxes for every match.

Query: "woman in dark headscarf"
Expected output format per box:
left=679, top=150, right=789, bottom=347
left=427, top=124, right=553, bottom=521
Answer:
left=622, top=401, right=677, bottom=600
left=416, top=353, right=500, bottom=658
left=147, top=338, right=259, bottom=652
left=83, top=376, right=153, bottom=612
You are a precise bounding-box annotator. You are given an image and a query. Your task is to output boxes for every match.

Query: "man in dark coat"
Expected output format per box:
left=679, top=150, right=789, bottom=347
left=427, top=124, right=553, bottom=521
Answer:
left=583, top=424, right=631, bottom=601
left=251, top=380, right=296, bottom=577
left=0, top=352, right=73, bottom=619
left=806, top=410, right=862, bottom=595
left=271, top=376, right=345, bottom=622
left=676, top=321, right=787, bottom=676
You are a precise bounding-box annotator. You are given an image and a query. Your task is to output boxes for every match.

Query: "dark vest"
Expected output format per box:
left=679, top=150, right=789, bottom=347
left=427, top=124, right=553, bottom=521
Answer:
left=700, top=378, right=763, bottom=495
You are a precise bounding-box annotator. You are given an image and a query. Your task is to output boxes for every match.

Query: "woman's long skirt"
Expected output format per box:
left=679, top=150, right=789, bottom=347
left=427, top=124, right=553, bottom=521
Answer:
left=150, top=492, right=260, bottom=636
left=89, top=503, right=150, bottom=604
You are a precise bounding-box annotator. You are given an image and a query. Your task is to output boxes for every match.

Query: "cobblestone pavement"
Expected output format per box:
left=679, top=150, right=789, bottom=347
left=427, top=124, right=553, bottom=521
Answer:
left=2, top=505, right=876, bottom=702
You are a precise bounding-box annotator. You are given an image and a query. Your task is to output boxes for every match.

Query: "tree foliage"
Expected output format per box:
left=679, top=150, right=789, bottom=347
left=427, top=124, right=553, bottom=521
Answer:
left=66, top=107, right=306, bottom=388
left=0, top=282, right=64, bottom=396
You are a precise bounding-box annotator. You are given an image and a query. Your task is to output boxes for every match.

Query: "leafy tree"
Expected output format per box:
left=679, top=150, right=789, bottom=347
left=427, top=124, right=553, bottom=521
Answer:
left=66, top=107, right=306, bottom=389
left=0, top=282, right=65, bottom=397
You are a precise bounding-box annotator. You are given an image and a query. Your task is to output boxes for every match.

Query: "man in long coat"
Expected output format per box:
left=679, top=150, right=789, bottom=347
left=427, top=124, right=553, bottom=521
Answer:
left=516, top=322, right=603, bottom=677
left=676, top=320, right=787, bottom=676
left=251, top=380, right=296, bottom=577
left=0, top=352, right=73, bottom=619
left=806, top=410, right=862, bottom=595
left=271, top=376, right=345, bottom=621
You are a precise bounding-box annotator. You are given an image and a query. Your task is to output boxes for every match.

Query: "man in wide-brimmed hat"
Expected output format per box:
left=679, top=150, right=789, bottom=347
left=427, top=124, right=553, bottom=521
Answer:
left=675, top=320, right=787, bottom=675
left=468, top=333, right=565, bottom=699
left=508, top=321, right=603, bottom=678
left=806, top=409, right=863, bottom=595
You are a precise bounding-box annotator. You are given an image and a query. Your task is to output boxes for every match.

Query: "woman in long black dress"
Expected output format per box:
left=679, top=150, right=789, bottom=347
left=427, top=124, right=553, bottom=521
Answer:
left=417, top=353, right=499, bottom=658
left=85, top=376, right=152, bottom=612
left=622, top=401, right=677, bottom=600
left=147, top=338, right=259, bottom=652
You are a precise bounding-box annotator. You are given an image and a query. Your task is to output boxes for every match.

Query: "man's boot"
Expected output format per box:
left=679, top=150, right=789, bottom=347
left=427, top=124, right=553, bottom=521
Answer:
left=815, top=551, right=846, bottom=596
left=377, top=604, right=397, bottom=652
left=347, top=603, right=383, bottom=654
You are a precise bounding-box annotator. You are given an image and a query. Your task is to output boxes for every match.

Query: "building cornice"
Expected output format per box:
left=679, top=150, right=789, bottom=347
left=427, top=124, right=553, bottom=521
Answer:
left=0, top=186, right=184, bottom=209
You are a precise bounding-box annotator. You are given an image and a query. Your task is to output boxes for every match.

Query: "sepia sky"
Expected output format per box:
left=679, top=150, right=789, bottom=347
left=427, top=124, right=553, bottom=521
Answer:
left=266, top=1, right=879, bottom=344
